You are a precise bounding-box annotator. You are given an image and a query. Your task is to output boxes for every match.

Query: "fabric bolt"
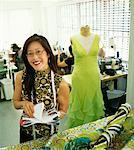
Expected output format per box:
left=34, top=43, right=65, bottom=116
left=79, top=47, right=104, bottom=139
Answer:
left=91, top=103, right=132, bottom=149
left=66, top=33, right=104, bottom=128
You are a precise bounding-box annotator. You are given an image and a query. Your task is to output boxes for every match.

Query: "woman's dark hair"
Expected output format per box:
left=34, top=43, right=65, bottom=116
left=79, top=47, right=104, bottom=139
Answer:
left=21, top=34, right=58, bottom=101
left=69, top=45, right=73, bottom=56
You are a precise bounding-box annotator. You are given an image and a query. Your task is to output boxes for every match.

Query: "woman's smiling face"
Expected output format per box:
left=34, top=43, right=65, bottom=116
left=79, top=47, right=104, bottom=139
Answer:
left=27, top=41, right=49, bottom=71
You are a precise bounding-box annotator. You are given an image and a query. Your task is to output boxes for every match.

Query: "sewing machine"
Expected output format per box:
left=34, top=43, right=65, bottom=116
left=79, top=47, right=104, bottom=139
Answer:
left=99, top=57, right=123, bottom=75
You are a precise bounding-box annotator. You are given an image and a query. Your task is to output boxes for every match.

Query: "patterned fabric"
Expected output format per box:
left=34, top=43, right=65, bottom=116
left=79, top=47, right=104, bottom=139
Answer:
left=95, top=103, right=132, bottom=149
left=20, top=70, right=62, bottom=142
left=8, top=104, right=134, bottom=150
left=65, top=137, right=91, bottom=150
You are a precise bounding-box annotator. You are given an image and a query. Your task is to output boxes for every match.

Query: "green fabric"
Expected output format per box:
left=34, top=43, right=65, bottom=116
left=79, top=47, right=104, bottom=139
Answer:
left=66, top=34, right=104, bottom=128
left=64, top=137, right=91, bottom=150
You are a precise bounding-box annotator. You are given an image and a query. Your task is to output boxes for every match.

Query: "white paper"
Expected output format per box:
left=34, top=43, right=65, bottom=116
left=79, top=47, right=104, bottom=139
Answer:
left=22, top=102, right=58, bottom=125
left=33, top=102, right=44, bottom=121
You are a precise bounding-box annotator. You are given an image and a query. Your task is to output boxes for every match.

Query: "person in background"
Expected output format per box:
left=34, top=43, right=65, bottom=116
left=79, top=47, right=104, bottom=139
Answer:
left=65, top=25, right=105, bottom=129
left=11, top=43, right=24, bottom=71
left=57, top=45, right=74, bottom=74
left=13, top=34, right=70, bottom=143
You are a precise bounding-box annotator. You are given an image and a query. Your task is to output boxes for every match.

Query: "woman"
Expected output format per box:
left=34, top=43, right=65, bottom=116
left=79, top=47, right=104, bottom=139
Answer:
left=13, top=34, right=69, bottom=143
left=57, top=45, right=74, bottom=74
left=66, top=25, right=105, bottom=129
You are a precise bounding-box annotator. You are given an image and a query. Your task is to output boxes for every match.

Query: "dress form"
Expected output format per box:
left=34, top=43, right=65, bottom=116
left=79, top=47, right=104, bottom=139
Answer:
left=78, top=25, right=94, bottom=53
left=80, top=25, right=91, bottom=37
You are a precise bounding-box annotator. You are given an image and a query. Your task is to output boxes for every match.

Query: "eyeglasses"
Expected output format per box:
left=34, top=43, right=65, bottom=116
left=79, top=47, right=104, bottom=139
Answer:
left=26, top=49, right=44, bottom=57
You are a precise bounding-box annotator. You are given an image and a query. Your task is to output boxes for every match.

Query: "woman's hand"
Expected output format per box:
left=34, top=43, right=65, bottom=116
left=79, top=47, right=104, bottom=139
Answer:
left=22, top=101, right=34, bottom=118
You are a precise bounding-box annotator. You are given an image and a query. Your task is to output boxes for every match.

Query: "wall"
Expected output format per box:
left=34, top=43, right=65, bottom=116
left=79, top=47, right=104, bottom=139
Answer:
left=126, top=0, right=134, bottom=108
left=0, top=1, right=48, bottom=48
left=44, top=6, right=58, bottom=47
left=0, top=0, right=81, bottom=49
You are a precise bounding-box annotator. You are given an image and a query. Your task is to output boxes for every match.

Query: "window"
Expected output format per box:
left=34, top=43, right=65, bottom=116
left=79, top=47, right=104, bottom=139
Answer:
left=56, top=0, right=130, bottom=61
left=0, top=9, right=33, bottom=50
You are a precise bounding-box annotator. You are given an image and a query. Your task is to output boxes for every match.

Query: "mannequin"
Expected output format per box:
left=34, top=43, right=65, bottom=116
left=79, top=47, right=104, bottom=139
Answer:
left=80, top=25, right=91, bottom=37
left=79, top=25, right=105, bottom=57
left=65, top=25, right=105, bottom=129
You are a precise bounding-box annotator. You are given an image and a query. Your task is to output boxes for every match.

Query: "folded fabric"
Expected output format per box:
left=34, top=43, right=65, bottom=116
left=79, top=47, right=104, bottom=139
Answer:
left=107, top=103, right=131, bottom=126
left=64, top=103, right=131, bottom=150
left=91, top=103, right=131, bottom=149
left=21, top=102, right=60, bottom=127
left=91, top=124, right=122, bottom=149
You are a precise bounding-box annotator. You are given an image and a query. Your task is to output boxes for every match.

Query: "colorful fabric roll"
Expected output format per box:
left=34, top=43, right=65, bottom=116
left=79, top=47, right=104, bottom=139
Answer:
left=90, top=103, right=131, bottom=149
left=64, top=103, right=131, bottom=150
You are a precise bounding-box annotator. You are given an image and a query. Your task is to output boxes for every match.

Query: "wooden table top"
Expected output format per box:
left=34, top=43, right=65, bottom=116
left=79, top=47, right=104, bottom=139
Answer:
left=63, top=71, right=128, bottom=85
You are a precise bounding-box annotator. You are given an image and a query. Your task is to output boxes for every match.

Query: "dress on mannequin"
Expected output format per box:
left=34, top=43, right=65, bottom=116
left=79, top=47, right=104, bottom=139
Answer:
left=66, top=25, right=104, bottom=129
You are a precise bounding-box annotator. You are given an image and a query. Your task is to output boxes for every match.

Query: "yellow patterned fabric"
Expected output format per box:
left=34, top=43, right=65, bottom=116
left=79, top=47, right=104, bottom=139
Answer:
left=7, top=104, right=134, bottom=150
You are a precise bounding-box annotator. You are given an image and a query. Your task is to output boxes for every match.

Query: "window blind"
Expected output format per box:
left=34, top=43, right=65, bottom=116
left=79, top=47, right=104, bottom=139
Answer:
left=57, top=0, right=130, bottom=61
left=0, top=9, right=33, bottom=50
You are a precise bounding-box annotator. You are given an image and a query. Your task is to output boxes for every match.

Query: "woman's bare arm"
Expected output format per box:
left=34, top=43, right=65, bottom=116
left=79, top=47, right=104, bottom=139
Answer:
left=13, top=71, right=34, bottom=117
left=57, top=80, right=70, bottom=118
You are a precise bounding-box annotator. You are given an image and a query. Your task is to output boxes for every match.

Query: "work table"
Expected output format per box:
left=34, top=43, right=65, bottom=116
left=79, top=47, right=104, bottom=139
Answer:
left=62, top=71, right=127, bottom=85
left=4, top=107, right=134, bottom=150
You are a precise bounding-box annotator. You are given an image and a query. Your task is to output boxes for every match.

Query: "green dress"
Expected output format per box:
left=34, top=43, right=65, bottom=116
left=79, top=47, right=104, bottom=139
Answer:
left=66, top=34, right=104, bottom=129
